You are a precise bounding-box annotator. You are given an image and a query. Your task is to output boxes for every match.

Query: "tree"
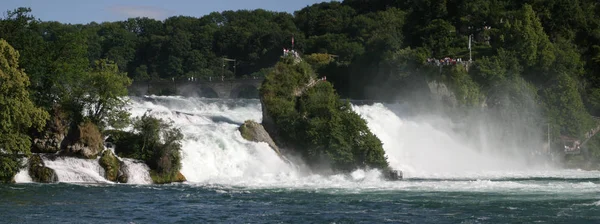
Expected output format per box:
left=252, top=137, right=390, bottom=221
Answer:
left=0, top=39, right=49, bottom=183
left=83, top=59, right=132, bottom=129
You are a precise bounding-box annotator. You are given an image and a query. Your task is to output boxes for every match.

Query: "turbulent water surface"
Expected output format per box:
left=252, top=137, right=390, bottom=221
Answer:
left=4, top=96, right=600, bottom=223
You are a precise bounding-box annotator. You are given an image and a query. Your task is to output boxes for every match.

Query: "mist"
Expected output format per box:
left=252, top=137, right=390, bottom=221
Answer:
left=353, top=78, right=559, bottom=178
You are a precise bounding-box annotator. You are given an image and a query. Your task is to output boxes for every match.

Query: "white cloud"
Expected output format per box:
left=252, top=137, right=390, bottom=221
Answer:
left=109, top=5, right=172, bottom=20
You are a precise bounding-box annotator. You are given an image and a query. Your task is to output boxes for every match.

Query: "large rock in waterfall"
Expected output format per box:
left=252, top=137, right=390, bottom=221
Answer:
left=238, top=120, right=282, bottom=156
left=259, top=56, right=390, bottom=173
left=61, top=121, right=104, bottom=159
left=99, top=150, right=121, bottom=182
left=28, top=154, right=58, bottom=183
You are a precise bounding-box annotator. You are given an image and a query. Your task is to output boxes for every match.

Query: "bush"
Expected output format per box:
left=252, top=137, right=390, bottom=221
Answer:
left=109, top=114, right=183, bottom=183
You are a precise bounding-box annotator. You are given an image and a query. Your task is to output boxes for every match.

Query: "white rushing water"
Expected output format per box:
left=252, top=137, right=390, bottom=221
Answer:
left=42, top=155, right=111, bottom=183
left=16, top=96, right=600, bottom=194
left=352, top=103, right=556, bottom=178
left=120, top=158, right=152, bottom=184
left=124, top=96, right=599, bottom=192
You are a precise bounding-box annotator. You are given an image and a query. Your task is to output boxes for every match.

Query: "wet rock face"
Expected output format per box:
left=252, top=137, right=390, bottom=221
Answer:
left=99, top=150, right=120, bottom=182
left=28, top=154, right=58, bottom=183
left=62, top=121, right=103, bottom=159
left=238, top=120, right=282, bottom=156
left=32, top=133, right=64, bottom=154
left=31, top=108, right=70, bottom=154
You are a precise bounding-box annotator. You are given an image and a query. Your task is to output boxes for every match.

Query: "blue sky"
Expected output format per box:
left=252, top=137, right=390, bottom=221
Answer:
left=2, top=0, right=336, bottom=24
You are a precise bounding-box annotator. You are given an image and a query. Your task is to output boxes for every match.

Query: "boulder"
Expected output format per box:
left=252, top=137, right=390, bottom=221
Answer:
left=62, top=121, right=104, bottom=159
left=31, top=107, right=70, bottom=153
left=32, top=133, right=64, bottom=153
left=28, top=154, right=58, bottom=183
left=117, top=161, right=129, bottom=183
left=150, top=171, right=187, bottom=184
left=383, top=169, right=403, bottom=181
left=99, top=150, right=120, bottom=182
left=175, top=172, right=187, bottom=182
left=239, top=120, right=282, bottom=156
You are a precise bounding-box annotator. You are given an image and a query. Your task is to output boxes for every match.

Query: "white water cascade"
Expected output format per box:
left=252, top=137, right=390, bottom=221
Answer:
left=127, top=97, right=299, bottom=185
left=120, top=158, right=152, bottom=184
left=42, top=155, right=110, bottom=183
left=16, top=96, right=598, bottom=191
left=353, top=103, right=557, bottom=179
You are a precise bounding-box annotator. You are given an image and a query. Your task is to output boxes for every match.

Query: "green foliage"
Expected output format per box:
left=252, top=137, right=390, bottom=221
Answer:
left=304, top=53, right=334, bottom=69
left=110, top=114, right=183, bottom=183
left=0, top=39, right=49, bottom=183
left=420, top=19, right=459, bottom=58
left=444, top=65, right=482, bottom=107
left=82, top=59, right=132, bottom=129
left=261, top=58, right=389, bottom=172
left=542, top=73, right=595, bottom=139
left=498, top=4, right=555, bottom=71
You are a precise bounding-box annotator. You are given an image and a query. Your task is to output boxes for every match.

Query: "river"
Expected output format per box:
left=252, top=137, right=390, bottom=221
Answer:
left=4, top=96, right=599, bottom=223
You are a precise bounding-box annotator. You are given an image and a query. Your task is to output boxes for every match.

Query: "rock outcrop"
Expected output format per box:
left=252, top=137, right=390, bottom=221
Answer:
left=28, top=154, right=58, bottom=183
left=32, top=133, right=64, bottom=154
left=259, top=57, right=390, bottom=172
left=150, top=171, right=186, bottom=184
left=62, top=121, right=104, bottom=159
left=427, top=80, right=458, bottom=108
left=239, top=120, right=282, bottom=156
left=99, top=150, right=121, bottom=182
left=117, top=161, right=129, bottom=183
left=31, top=107, right=70, bottom=154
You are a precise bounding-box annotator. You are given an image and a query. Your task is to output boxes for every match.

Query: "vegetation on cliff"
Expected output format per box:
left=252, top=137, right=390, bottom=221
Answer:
left=0, top=39, right=49, bottom=183
left=261, top=57, right=389, bottom=172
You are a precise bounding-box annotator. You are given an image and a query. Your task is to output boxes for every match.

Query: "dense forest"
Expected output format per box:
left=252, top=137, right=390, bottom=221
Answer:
left=1, top=0, right=600, bottom=171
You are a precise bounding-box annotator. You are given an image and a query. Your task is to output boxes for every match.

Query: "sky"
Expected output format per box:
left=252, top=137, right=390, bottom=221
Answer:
left=2, top=0, right=336, bottom=24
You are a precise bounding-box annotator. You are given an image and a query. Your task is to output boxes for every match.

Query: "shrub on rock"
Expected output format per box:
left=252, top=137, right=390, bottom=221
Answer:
left=99, top=150, right=120, bottom=182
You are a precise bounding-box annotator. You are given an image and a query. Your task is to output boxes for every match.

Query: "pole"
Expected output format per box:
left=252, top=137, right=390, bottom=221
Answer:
left=469, top=35, right=472, bottom=62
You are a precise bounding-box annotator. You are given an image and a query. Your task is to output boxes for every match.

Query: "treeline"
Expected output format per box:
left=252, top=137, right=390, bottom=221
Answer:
left=1, top=0, right=600, bottom=162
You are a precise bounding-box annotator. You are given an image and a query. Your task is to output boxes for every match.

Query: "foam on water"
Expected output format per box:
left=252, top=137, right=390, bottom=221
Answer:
left=42, top=155, right=111, bottom=183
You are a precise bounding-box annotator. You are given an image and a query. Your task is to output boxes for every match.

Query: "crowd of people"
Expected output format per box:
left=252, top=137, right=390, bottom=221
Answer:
left=426, top=57, right=470, bottom=66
